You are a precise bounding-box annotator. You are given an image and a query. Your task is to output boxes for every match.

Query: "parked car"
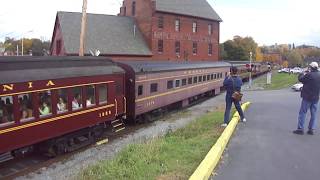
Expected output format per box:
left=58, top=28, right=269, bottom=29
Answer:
left=292, top=83, right=303, bottom=91
left=290, top=67, right=303, bottom=74
left=278, top=68, right=290, bottom=73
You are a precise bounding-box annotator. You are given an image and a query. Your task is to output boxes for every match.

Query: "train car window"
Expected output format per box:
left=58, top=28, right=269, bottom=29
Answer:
left=18, top=93, right=34, bottom=121
left=207, top=75, right=211, bottom=81
left=72, top=87, right=83, bottom=110
left=167, top=80, right=173, bottom=89
left=138, top=85, right=143, bottom=96
left=175, top=80, right=180, bottom=88
left=150, top=83, right=158, bottom=93
left=57, top=89, right=68, bottom=114
left=182, top=79, right=187, bottom=86
left=198, top=76, right=203, bottom=82
left=98, top=84, right=108, bottom=104
left=86, top=85, right=96, bottom=107
left=211, top=74, right=214, bottom=80
left=203, top=75, right=207, bottom=81
left=188, top=77, right=193, bottom=85
left=193, top=77, right=198, bottom=83
left=0, top=96, right=14, bottom=125
left=38, top=91, right=52, bottom=117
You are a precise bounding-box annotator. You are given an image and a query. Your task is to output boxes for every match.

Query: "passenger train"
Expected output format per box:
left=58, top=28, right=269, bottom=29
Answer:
left=0, top=56, right=269, bottom=162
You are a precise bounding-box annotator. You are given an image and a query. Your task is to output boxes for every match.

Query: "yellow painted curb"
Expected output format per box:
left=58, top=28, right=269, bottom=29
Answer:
left=189, top=102, right=251, bottom=180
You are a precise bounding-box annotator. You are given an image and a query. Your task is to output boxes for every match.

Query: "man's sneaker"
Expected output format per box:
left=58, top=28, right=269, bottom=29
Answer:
left=221, top=123, right=228, bottom=127
left=293, top=129, right=304, bottom=135
left=307, top=130, right=314, bottom=135
left=241, top=118, right=247, bottom=122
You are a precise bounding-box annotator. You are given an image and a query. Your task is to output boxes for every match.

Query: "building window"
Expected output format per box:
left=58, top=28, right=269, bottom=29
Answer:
left=132, top=1, right=136, bottom=16
left=211, top=74, right=214, bottom=80
left=188, top=77, right=193, bottom=84
left=56, top=40, right=61, bottom=55
left=175, top=19, right=180, bottom=32
left=192, top=22, right=197, bottom=33
left=208, top=24, right=212, bottom=35
left=150, top=83, right=158, bottom=93
left=158, top=16, right=164, bottom=29
left=182, top=79, right=187, bottom=86
left=39, top=91, right=52, bottom=117
left=158, top=40, right=163, bottom=53
left=175, top=80, right=180, bottom=88
left=175, top=41, right=180, bottom=55
left=124, top=6, right=127, bottom=16
left=138, top=85, right=143, bottom=96
left=167, top=80, right=173, bottom=89
left=203, top=75, right=207, bottom=81
left=0, top=96, right=14, bottom=125
left=208, top=43, right=213, bottom=56
left=207, top=75, right=211, bottom=81
left=193, top=42, right=197, bottom=55
left=57, top=89, right=68, bottom=114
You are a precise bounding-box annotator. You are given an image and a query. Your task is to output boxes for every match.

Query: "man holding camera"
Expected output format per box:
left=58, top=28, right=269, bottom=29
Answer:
left=293, top=62, right=320, bottom=135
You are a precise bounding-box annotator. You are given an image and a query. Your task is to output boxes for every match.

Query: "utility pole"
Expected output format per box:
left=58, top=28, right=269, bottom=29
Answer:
left=21, top=38, right=24, bottom=56
left=249, top=51, right=252, bottom=88
left=79, top=0, right=87, bottom=56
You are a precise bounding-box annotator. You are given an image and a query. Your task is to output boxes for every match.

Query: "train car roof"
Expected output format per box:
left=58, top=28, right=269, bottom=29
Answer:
left=116, top=60, right=231, bottom=73
left=0, top=56, right=124, bottom=84
left=226, top=61, right=263, bottom=66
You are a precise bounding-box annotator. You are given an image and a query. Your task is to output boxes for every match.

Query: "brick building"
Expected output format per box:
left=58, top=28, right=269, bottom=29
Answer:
left=50, top=0, right=221, bottom=61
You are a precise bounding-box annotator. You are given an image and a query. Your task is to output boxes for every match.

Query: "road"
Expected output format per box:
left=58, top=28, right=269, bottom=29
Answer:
left=214, top=89, right=320, bottom=180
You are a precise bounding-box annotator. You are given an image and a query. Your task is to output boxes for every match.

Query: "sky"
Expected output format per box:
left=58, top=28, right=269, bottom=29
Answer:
left=0, top=0, right=319, bottom=47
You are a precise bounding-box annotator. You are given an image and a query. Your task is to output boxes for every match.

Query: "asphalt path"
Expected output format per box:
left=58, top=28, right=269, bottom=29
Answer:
left=214, top=89, right=320, bottom=180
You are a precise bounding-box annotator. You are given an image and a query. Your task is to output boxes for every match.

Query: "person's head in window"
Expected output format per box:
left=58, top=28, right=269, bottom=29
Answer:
left=5, top=98, right=11, bottom=105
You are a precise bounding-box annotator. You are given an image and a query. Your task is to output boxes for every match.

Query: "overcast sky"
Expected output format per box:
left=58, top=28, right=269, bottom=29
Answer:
left=0, top=0, right=319, bottom=46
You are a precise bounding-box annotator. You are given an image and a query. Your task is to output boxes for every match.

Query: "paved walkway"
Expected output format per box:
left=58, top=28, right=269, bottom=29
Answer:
left=214, top=89, right=320, bottom=180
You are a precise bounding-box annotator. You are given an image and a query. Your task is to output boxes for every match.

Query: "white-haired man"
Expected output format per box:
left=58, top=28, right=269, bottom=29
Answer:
left=293, top=62, right=320, bottom=135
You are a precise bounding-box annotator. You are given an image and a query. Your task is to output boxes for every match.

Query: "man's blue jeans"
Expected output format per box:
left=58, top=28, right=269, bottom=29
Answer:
left=224, top=96, right=245, bottom=124
left=297, top=99, right=319, bottom=130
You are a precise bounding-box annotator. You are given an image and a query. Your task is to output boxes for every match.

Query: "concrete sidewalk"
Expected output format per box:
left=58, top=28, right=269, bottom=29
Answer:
left=214, top=89, right=320, bottom=180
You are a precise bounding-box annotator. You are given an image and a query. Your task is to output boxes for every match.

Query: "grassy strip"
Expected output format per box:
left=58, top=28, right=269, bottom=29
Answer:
left=253, top=71, right=298, bottom=90
left=78, top=111, right=225, bottom=180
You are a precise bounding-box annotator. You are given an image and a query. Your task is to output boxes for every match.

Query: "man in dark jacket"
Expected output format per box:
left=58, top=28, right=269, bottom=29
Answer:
left=293, top=62, right=320, bottom=135
left=222, top=66, right=246, bottom=127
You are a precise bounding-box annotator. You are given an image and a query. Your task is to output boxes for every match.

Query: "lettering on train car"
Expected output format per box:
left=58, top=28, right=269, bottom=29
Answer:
left=1, top=80, right=56, bottom=93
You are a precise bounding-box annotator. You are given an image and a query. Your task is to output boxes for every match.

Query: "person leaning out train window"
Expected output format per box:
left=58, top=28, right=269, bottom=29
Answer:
left=39, top=102, right=50, bottom=116
left=20, top=104, right=33, bottom=120
left=57, top=97, right=67, bottom=113
left=86, top=96, right=93, bottom=107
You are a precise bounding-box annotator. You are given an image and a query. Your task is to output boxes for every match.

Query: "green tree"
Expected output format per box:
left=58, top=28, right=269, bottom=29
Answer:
left=222, top=36, right=258, bottom=61
left=287, top=50, right=303, bottom=66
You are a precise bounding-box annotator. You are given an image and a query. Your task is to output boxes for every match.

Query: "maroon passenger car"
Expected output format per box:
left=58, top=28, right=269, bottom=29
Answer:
left=0, top=57, right=125, bottom=161
left=117, top=61, right=231, bottom=122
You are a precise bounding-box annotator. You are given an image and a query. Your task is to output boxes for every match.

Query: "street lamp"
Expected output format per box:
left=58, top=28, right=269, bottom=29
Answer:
left=249, top=51, right=252, bottom=88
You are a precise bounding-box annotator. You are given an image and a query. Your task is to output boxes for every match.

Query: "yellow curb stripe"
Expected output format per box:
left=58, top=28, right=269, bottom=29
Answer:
left=189, top=102, right=251, bottom=180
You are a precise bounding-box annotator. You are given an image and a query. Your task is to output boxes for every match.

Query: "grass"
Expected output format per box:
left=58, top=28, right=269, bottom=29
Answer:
left=78, top=110, right=225, bottom=180
left=253, top=71, right=299, bottom=90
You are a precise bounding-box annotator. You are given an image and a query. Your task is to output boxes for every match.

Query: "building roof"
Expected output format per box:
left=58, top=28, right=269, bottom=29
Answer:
left=0, top=56, right=124, bottom=84
left=57, top=11, right=152, bottom=56
left=117, top=60, right=230, bottom=73
left=155, top=0, right=222, bottom=21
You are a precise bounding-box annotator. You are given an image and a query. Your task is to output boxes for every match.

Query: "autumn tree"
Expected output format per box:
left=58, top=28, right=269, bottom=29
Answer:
left=287, top=50, right=303, bottom=66
left=222, top=36, right=258, bottom=61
